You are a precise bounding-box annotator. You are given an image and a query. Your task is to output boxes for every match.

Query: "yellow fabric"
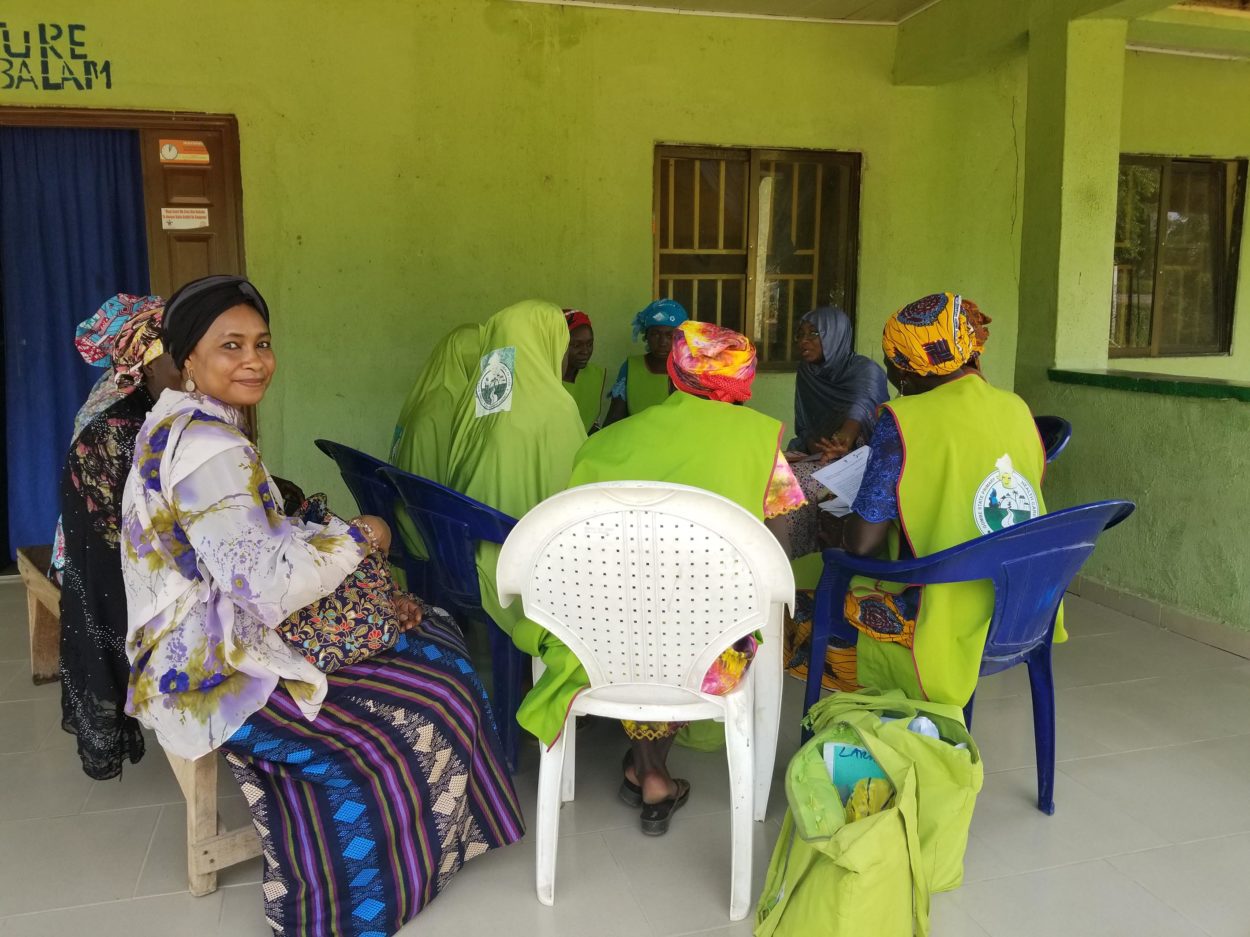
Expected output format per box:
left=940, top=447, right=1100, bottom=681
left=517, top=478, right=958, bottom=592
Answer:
left=882, top=292, right=977, bottom=377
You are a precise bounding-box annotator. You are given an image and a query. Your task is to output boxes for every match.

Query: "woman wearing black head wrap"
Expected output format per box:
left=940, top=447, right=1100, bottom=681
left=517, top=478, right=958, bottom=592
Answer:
left=119, top=275, right=524, bottom=936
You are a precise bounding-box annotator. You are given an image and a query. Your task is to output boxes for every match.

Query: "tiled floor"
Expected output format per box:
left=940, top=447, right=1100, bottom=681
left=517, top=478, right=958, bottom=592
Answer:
left=0, top=580, right=1248, bottom=936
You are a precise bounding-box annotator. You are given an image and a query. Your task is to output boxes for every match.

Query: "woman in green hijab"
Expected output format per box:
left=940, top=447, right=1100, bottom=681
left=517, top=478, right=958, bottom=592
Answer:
left=391, top=323, right=483, bottom=477
left=444, top=300, right=587, bottom=638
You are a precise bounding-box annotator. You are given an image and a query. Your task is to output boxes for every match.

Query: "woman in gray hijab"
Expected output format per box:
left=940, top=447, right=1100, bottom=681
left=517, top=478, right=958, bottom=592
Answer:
left=787, top=306, right=888, bottom=462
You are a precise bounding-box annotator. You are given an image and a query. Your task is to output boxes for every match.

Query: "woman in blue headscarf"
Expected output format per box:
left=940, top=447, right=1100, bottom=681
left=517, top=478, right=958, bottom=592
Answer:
left=602, top=298, right=689, bottom=427
left=788, top=307, right=888, bottom=461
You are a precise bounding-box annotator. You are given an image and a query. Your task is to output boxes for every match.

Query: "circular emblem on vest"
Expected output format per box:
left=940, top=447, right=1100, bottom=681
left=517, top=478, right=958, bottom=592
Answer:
left=475, top=347, right=515, bottom=416
left=973, top=453, right=1039, bottom=535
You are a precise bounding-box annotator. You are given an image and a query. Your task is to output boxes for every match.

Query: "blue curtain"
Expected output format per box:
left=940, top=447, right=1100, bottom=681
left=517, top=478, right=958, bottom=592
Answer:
left=0, top=127, right=149, bottom=557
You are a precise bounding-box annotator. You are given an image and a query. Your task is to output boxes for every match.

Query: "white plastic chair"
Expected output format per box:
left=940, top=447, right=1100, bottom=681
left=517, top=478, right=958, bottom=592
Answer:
left=497, top=481, right=795, bottom=921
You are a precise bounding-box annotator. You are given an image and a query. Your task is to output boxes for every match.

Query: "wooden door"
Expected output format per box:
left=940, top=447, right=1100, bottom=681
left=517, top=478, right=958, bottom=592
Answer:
left=138, top=120, right=245, bottom=296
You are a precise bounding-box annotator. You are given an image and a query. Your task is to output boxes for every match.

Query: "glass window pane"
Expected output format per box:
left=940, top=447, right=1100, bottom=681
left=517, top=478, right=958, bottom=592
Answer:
left=1110, top=162, right=1161, bottom=352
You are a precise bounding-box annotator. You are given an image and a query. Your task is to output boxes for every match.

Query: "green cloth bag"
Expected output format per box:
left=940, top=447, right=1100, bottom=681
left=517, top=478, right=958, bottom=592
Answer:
left=755, top=716, right=929, bottom=937
left=805, top=688, right=984, bottom=893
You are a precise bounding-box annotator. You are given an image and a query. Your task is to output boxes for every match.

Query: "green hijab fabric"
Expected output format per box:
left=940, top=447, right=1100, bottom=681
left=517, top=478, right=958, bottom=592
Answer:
left=391, top=323, right=483, bottom=479
left=444, top=300, right=586, bottom=637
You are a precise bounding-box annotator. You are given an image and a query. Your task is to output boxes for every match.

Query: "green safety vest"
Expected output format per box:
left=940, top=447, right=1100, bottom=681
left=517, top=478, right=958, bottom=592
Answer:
left=514, top=391, right=782, bottom=746
left=855, top=375, right=1059, bottom=706
left=625, top=354, right=673, bottom=416
left=563, top=362, right=606, bottom=432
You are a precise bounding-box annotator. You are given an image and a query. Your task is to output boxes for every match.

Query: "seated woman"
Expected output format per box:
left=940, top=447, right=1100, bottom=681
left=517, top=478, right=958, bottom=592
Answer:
left=601, top=298, right=689, bottom=427
left=443, top=300, right=586, bottom=638
left=516, top=321, right=806, bottom=835
left=121, top=276, right=522, bottom=937
left=57, top=294, right=180, bottom=779
left=782, top=307, right=889, bottom=561
left=561, top=308, right=605, bottom=432
left=825, top=292, right=1059, bottom=707
left=391, top=322, right=482, bottom=474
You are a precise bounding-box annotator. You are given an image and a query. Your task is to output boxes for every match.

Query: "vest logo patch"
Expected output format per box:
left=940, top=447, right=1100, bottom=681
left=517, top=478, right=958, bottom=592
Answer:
left=973, top=453, right=1039, bottom=535
left=475, top=346, right=515, bottom=417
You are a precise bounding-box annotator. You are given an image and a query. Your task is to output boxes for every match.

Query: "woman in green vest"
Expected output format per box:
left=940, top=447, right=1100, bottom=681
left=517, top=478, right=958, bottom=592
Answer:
left=514, top=320, right=806, bottom=835
left=560, top=308, right=606, bottom=432
left=827, top=291, right=1060, bottom=707
left=601, top=298, right=689, bottom=427
left=444, top=300, right=587, bottom=639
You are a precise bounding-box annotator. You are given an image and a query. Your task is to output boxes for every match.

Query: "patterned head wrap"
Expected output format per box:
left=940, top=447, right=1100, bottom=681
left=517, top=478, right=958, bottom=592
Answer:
left=963, top=299, right=989, bottom=356
left=881, top=292, right=977, bottom=376
left=563, top=309, right=592, bottom=332
left=631, top=299, right=689, bottom=341
left=73, top=293, right=166, bottom=390
left=667, top=321, right=757, bottom=403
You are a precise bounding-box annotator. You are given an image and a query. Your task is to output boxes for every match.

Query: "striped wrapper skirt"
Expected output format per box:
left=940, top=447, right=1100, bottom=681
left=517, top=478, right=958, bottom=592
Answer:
left=222, top=610, right=525, bottom=937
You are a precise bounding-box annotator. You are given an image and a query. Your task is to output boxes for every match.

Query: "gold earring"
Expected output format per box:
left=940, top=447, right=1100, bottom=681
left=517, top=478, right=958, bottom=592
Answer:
left=183, top=371, right=197, bottom=394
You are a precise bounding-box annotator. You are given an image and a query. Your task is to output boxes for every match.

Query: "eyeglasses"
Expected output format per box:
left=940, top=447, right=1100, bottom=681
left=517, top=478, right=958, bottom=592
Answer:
left=794, top=329, right=821, bottom=343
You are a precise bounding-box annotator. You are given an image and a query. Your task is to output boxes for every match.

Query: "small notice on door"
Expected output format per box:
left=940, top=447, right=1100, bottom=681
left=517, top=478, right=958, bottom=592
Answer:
left=158, top=139, right=210, bottom=164
left=161, top=207, right=210, bottom=230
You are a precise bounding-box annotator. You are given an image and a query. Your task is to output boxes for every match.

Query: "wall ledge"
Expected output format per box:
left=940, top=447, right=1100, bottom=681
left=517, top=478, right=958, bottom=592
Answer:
left=1048, top=368, right=1250, bottom=401
left=1071, top=574, right=1250, bottom=660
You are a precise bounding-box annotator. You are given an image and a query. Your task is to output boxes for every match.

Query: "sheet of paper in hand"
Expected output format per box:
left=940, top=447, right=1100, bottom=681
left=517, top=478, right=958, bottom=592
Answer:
left=812, top=446, right=872, bottom=517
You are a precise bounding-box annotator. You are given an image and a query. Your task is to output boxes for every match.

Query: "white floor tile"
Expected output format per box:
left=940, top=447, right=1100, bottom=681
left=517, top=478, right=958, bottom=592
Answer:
left=1108, top=832, right=1250, bottom=937
left=0, top=700, right=59, bottom=755
left=1059, top=595, right=1156, bottom=638
left=966, top=766, right=1167, bottom=877
left=968, top=691, right=1112, bottom=772
left=1051, top=625, right=1243, bottom=690
left=0, top=745, right=94, bottom=822
left=930, top=892, right=993, bottom=937
left=134, top=797, right=260, bottom=897
left=403, top=832, right=654, bottom=937
left=2, top=891, right=224, bottom=937
left=0, top=661, right=60, bottom=703
left=600, top=810, right=780, bottom=936
left=952, top=860, right=1207, bottom=937
left=217, top=884, right=273, bottom=937
left=1059, top=736, right=1250, bottom=843
left=0, top=807, right=159, bottom=915
left=80, top=747, right=189, bottom=813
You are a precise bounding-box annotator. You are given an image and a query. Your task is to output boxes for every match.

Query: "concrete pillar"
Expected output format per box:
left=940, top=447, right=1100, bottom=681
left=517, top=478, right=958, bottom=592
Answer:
left=1015, top=7, right=1128, bottom=386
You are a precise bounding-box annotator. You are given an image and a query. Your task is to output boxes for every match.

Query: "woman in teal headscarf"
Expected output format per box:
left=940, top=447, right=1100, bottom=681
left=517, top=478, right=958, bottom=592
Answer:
left=443, top=301, right=587, bottom=637
left=601, top=298, right=689, bottom=427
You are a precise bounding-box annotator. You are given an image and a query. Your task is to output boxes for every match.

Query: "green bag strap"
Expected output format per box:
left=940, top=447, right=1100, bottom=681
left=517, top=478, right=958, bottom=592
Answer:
left=851, top=722, right=931, bottom=937
left=806, top=688, right=969, bottom=737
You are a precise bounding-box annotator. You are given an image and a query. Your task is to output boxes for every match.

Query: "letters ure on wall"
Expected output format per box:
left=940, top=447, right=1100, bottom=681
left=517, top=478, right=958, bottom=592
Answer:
left=0, top=23, right=111, bottom=91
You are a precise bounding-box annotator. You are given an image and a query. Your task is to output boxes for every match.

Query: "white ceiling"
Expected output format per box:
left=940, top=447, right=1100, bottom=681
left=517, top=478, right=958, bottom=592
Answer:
left=510, top=0, right=942, bottom=25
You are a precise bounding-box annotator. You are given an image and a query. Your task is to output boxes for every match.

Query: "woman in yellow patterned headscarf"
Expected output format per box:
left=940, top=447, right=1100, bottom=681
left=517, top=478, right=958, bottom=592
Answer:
left=881, top=291, right=978, bottom=378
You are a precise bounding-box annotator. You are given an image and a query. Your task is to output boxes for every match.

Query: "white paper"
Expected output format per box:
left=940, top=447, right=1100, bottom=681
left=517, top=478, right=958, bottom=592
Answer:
left=812, top=445, right=871, bottom=503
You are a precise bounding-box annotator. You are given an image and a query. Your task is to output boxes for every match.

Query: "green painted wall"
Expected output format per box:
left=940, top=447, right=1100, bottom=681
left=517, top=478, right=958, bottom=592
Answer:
left=1112, top=49, right=1250, bottom=380
left=1, top=0, right=1025, bottom=506
left=1019, top=47, right=1250, bottom=631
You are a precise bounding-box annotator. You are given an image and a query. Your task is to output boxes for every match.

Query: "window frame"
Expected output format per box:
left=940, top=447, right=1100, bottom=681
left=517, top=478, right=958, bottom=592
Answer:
left=653, top=143, right=862, bottom=371
left=1109, top=154, right=1246, bottom=359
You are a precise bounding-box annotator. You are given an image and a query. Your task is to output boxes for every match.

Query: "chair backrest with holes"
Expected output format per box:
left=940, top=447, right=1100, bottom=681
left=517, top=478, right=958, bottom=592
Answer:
left=497, top=481, right=794, bottom=693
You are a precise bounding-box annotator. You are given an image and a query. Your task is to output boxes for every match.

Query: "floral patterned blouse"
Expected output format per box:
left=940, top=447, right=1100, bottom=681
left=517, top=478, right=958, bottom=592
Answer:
left=120, top=391, right=367, bottom=760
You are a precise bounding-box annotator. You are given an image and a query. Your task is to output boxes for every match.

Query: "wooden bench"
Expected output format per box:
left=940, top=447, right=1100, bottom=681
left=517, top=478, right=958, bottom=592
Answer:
left=165, top=750, right=263, bottom=896
left=16, top=545, right=260, bottom=895
left=16, top=546, right=60, bottom=684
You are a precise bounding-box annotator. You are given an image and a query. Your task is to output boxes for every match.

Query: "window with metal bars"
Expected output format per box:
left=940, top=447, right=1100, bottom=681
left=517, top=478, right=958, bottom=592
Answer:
left=653, top=145, right=861, bottom=370
left=1110, top=155, right=1246, bottom=358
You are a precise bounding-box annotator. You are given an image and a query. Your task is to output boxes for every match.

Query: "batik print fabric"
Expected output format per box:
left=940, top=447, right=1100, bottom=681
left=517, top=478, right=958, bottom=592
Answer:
left=58, top=387, right=154, bottom=779
left=121, top=391, right=367, bottom=761
left=222, top=612, right=524, bottom=937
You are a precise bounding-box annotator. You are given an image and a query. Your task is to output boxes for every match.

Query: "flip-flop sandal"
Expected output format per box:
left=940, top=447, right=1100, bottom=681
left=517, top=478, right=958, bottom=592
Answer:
left=619, top=750, right=643, bottom=808
left=640, top=779, right=691, bottom=836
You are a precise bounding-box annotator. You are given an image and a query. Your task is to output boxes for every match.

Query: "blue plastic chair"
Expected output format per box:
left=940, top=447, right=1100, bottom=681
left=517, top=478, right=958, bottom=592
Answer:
left=1034, top=415, right=1072, bottom=464
left=313, top=440, right=432, bottom=598
left=802, top=500, right=1135, bottom=815
left=377, top=466, right=527, bottom=772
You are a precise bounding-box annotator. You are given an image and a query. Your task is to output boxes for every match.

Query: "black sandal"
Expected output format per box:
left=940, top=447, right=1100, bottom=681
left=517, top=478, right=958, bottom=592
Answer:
left=619, top=750, right=643, bottom=808
left=640, top=779, right=691, bottom=836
